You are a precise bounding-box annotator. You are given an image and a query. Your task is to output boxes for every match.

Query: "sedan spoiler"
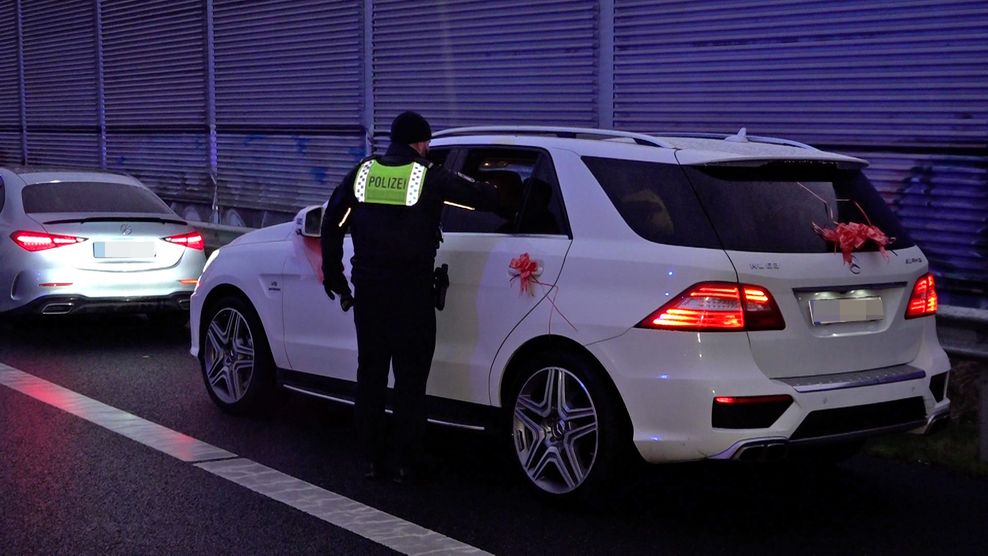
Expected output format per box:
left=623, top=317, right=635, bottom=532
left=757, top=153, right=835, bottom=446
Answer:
left=42, top=215, right=188, bottom=226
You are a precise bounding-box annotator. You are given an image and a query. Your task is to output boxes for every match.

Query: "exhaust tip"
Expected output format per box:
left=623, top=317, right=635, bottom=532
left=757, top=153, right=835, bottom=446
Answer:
left=735, top=440, right=788, bottom=462
left=41, top=302, right=74, bottom=315
left=924, top=412, right=950, bottom=436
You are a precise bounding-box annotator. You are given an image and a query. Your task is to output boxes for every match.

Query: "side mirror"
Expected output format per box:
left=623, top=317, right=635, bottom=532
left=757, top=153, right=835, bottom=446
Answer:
left=296, top=205, right=325, bottom=238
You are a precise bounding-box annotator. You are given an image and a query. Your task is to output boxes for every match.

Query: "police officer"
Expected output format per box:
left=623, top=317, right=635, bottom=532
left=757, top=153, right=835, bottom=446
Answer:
left=320, top=111, right=500, bottom=482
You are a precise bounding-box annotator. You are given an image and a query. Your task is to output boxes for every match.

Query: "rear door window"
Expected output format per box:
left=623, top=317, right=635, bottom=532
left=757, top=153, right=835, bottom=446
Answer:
left=22, top=181, right=172, bottom=214
left=683, top=162, right=914, bottom=253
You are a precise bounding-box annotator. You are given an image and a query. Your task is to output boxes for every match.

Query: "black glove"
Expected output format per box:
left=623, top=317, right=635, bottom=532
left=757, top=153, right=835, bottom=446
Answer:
left=323, top=280, right=337, bottom=300
left=323, top=275, right=353, bottom=312
left=339, top=291, right=354, bottom=312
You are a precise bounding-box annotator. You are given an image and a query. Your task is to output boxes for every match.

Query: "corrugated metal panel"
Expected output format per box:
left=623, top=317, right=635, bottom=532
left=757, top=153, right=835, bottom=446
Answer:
left=102, top=0, right=208, bottom=202
left=25, top=134, right=100, bottom=167
left=0, top=133, right=21, bottom=165
left=372, top=0, right=598, bottom=135
left=102, top=0, right=206, bottom=126
left=858, top=151, right=987, bottom=302
left=21, top=0, right=98, bottom=128
left=613, top=0, right=988, bottom=304
left=0, top=0, right=21, bottom=164
left=213, top=0, right=364, bottom=215
left=216, top=133, right=363, bottom=214
left=612, top=0, right=988, bottom=149
left=213, top=0, right=361, bottom=125
left=21, top=0, right=99, bottom=166
left=106, top=133, right=211, bottom=204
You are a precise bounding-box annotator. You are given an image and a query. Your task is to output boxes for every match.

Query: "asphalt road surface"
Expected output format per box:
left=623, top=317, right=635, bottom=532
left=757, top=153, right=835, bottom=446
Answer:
left=1, top=315, right=986, bottom=555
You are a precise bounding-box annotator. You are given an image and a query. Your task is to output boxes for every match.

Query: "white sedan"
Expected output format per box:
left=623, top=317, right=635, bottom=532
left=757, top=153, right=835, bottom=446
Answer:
left=0, top=166, right=205, bottom=319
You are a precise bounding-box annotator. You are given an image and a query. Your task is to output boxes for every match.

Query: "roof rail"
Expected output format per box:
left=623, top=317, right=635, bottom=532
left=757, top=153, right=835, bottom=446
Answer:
left=652, top=129, right=819, bottom=151
left=433, top=126, right=676, bottom=149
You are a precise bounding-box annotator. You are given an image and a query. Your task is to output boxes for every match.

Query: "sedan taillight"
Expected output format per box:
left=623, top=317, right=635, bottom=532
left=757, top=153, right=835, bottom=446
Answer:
left=163, top=231, right=205, bottom=250
left=10, top=230, right=87, bottom=252
left=905, top=273, right=938, bottom=319
left=637, top=282, right=786, bottom=331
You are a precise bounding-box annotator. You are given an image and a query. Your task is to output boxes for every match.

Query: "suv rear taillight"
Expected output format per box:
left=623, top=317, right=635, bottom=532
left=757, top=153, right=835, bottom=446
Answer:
left=10, top=230, right=87, bottom=252
left=163, top=231, right=205, bottom=250
left=905, top=273, right=937, bottom=319
left=637, top=282, right=785, bottom=331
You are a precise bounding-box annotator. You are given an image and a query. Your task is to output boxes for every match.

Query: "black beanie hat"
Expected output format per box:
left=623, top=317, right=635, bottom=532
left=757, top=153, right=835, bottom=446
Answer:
left=390, top=111, right=432, bottom=144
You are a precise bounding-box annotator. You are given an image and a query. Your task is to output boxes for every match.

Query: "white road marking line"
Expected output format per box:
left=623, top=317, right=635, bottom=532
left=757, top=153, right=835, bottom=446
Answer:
left=0, top=363, right=234, bottom=462
left=0, top=363, right=490, bottom=556
left=197, top=458, right=486, bottom=555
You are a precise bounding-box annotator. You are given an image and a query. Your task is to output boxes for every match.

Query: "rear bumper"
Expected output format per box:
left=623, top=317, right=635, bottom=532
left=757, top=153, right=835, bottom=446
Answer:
left=587, top=328, right=953, bottom=464
left=2, top=292, right=191, bottom=316
left=712, top=403, right=951, bottom=461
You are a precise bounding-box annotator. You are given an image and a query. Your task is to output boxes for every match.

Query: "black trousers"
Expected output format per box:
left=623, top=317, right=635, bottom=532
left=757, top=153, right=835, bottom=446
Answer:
left=352, top=274, right=436, bottom=468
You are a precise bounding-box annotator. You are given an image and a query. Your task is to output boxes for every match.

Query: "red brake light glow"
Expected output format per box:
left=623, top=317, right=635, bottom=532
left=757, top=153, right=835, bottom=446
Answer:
left=164, top=231, right=205, bottom=250
left=10, top=230, right=87, bottom=252
left=637, top=281, right=785, bottom=332
left=714, top=395, right=793, bottom=405
left=905, top=273, right=938, bottom=319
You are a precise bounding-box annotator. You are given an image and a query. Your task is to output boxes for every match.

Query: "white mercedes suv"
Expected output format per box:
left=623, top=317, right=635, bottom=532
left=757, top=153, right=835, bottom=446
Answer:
left=190, top=127, right=951, bottom=499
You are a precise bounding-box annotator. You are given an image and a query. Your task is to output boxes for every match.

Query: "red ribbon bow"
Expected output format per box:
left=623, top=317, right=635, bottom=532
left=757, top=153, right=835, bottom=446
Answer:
left=813, top=222, right=892, bottom=265
left=509, top=252, right=541, bottom=295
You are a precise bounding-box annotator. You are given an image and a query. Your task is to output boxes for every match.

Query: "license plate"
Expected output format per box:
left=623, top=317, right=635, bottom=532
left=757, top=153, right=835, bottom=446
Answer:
left=809, top=297, right=884, bottom=325
left=94, top=241, right=155, bottom=259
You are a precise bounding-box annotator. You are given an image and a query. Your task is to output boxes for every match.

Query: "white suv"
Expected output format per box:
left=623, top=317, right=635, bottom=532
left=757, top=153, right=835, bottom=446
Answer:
left=190, top=127, right=951, bottom=499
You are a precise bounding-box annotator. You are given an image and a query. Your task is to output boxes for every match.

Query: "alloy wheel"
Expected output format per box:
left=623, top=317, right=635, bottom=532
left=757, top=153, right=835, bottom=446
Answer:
left=512, top=365, right=599, bottom=494
left=203, top=307, right=255, bottom=404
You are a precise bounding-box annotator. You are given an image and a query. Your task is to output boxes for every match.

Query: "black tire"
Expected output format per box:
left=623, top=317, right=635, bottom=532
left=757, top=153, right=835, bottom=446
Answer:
left=199, top=295, right=278, bottom=415
left=505, top=348, right=631, bottom=501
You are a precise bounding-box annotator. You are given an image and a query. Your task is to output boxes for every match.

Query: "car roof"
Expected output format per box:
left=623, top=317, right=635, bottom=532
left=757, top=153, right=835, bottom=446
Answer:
left=430, top=126, right=868, bottom=167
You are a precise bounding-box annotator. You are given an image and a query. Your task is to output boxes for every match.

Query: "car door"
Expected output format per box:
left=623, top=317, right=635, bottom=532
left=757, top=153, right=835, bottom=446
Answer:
left=431, top=146, right=573, bottom=405
left=281, top=224, right=358, bottom=380
left=280, top=149, right=457, bottom=382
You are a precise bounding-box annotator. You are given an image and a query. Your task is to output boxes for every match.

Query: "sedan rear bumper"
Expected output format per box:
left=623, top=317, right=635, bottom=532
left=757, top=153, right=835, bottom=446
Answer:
left=3, top=292, right=191, bottom=316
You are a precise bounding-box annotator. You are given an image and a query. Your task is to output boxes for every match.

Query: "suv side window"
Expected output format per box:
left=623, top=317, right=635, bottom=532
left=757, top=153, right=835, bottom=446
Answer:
left=427, top=148, right=451, bottom=167
left=443, top=147, right=568, bottom=236
left=583, top=156, right=722, bottom=248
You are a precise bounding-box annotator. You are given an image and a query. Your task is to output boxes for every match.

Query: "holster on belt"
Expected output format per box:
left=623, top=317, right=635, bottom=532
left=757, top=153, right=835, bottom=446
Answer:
left=433, top=263, right=449, bottom=311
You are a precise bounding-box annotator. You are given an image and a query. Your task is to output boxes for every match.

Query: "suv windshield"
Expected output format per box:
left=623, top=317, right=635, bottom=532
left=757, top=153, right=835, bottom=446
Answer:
left=683, top=161, right=914, bottom=253
left=22, top=181, right=172, bottom=214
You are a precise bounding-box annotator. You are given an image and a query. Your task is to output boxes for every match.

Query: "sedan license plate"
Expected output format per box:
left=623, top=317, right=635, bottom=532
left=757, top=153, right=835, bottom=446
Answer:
left=94, top=241, right=155, bottom=259
left=809, top=297, right=884, bottom=325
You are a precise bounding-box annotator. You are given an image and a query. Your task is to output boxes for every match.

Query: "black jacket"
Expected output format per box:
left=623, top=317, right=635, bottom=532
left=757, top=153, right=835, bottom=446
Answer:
left=321, top=143, right=500, bottom=293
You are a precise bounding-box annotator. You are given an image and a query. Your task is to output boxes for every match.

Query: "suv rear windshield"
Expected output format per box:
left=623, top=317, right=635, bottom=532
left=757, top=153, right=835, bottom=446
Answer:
left=22, top=181, right=172, bottom=214
left=584, top=157, right=913, bottom=253
left=684, top=161, right=914, bottom=253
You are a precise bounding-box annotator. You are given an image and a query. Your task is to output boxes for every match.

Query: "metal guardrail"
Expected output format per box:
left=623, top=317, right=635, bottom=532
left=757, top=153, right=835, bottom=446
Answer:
left=191, top=221, right=252, bottom=256
left=192, top=221, right=988, bottom=362
left=936, top=305, right=988, bottom=362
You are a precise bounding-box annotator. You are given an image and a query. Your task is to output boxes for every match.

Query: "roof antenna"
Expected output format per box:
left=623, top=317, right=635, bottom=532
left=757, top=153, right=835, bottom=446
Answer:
left=725, top=127, right=748, bottom=143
